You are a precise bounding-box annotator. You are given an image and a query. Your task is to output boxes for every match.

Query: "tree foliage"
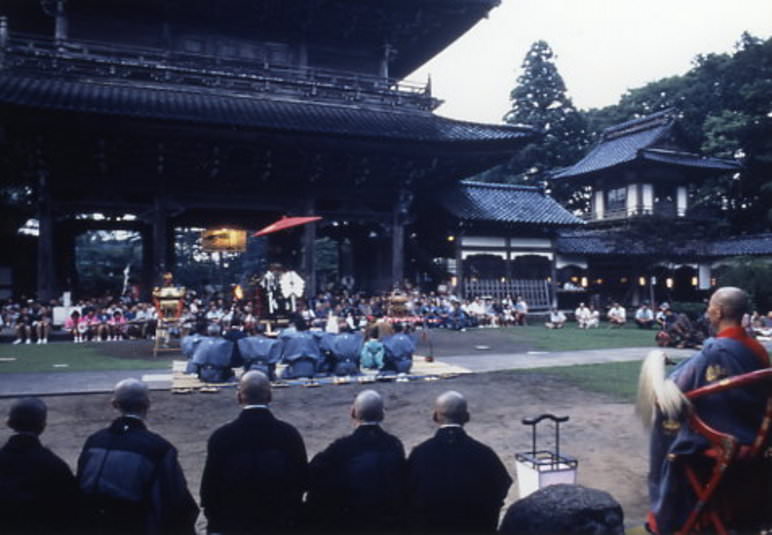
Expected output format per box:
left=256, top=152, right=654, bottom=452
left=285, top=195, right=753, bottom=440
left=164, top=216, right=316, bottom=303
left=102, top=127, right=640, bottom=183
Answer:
left=492, top=41, right=589, bottom=195
left=582, top=33, right=772, bottom=232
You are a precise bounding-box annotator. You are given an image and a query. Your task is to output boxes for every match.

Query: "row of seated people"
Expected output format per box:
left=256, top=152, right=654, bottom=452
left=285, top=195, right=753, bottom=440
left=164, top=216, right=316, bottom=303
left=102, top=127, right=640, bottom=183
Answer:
left=183, top=319, right=417, bottom=383
left=0, top=378, right=515, bottom=535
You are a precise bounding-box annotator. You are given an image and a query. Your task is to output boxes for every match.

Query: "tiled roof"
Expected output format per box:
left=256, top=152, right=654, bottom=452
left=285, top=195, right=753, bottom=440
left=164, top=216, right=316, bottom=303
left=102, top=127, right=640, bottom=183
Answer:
left=0, top=74, right=536, bottom=144
left=556, top=229, right=772, bottom=258
left=552, top=109, right=740, bottom=180
left=707, top=234, right=772, bottom=256
left=441, top=181, right=584, bottom=226
left=641, top=149, right=740, bottom=171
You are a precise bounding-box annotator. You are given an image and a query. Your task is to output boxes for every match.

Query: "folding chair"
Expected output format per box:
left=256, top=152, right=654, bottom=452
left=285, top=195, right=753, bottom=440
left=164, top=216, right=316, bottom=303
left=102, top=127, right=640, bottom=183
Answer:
left=677, top=368, right=772, bottom=535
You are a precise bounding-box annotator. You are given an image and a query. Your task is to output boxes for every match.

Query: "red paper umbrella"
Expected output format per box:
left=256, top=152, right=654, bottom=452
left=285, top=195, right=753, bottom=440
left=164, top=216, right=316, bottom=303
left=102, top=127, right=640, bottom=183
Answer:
left=252, top=216, right=322, bottom=237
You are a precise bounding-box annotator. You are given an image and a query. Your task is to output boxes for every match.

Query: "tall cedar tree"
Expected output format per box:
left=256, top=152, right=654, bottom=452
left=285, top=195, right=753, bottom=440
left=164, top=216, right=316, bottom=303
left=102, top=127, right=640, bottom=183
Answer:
left=492, top=41, right=590, bottom=210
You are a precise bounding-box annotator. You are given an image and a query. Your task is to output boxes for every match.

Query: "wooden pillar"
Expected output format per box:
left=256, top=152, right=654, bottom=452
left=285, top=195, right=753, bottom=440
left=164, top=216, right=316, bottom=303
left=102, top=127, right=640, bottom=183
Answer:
left=56, top=225, right=78, bottom=298
left=455, top=234, right=464, bottom=299
left=391, top=189, right=411, bottom=289
left=0, top=16, right=8, bottom=68
left=54, top=0, right=68, bottom=49
left=301, top=199, right=317, bottom=297
left=37, top=171, right=56, bottom=302
left=152, top=196, right=169, bottom=281
left=550, top=248, right=558, bottom=309
left=140, top=227, right=154, bottom=300
left=391, top=223, right=404, bottom=290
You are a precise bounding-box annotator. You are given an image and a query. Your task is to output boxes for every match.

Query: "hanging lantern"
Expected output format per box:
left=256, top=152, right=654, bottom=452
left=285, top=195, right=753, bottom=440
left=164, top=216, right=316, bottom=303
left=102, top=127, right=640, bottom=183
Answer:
left=201, top=227, right=247, bottom=253
left=638, top=276, right=646, bottom=286
left=666, top=278, right=674, bottom=289
left=691, top=276, right=698, bottom=287
left=233, top=284, right=244, bottom=301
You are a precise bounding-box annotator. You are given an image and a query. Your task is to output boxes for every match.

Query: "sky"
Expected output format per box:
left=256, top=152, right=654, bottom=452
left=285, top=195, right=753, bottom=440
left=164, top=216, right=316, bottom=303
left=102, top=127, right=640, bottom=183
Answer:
left=409, top=0, right=772, bottom=124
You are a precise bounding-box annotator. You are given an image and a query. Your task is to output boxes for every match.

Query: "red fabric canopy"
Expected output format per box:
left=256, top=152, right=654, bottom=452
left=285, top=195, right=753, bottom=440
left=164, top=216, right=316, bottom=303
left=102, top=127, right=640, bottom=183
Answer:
left=252, top=216, right=322, bottom=237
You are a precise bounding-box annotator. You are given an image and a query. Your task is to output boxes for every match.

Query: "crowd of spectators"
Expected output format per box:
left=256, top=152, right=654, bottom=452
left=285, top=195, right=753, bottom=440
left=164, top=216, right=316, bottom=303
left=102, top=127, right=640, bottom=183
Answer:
left=3, top=286, right=770, bottom=349
left=0, top=290, right=535, bottom=344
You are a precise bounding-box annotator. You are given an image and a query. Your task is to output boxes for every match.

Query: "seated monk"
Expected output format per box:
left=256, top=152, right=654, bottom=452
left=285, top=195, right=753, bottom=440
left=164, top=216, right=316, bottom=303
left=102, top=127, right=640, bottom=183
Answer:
left=638, top=287, right=770, bottom=534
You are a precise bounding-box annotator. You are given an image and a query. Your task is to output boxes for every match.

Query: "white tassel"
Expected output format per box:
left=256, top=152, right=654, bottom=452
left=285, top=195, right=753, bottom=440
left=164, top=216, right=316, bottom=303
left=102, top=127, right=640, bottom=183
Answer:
left=636, top=350, right=689, bottom=428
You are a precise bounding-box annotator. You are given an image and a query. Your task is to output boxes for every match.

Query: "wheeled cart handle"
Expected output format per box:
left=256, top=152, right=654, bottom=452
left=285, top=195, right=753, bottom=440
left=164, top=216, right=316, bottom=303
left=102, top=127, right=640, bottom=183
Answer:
left=521, top=413, right=570, bottom=457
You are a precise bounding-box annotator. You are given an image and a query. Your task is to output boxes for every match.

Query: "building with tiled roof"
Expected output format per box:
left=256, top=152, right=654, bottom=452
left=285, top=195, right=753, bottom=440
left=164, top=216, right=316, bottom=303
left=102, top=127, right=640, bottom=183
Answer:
left=0, top=0, right=539, bottom=299
left=547, top=110, right=769, bottom=306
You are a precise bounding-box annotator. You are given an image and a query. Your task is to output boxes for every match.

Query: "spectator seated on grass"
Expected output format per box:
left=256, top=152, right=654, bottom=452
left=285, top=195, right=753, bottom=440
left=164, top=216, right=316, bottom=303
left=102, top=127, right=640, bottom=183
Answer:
left=514, top=295, right=529, bottom=326
left=575, top=303, right=590, bottom=329
left=545, top=308, right=567, bottom=329
left=607, top=302, right=627, bottom=328
left=587, top=305, right=601, bottom=329
left=635, top=304, right=655, bottom=329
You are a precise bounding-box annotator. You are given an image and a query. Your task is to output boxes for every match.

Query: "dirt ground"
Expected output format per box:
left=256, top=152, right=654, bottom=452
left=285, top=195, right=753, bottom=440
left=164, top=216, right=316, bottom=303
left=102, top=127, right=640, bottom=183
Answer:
left=0, top=370, right=651, bottom=530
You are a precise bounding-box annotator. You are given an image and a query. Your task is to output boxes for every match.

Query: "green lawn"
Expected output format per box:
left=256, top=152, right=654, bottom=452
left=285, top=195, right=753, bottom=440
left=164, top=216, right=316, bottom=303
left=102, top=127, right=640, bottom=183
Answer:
left=511, top=360, right=644, bottom=401
left=0, top=343, right=173, bottom=374
left=505, top=324, right=656, bottom=352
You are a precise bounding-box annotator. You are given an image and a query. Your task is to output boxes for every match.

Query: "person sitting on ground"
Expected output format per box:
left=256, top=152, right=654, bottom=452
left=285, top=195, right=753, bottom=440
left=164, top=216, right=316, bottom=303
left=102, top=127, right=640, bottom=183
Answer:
left=655, top=304, right=670, bottom=328
left=607, top=302, right=627, bottom=327
left=237, top=324, right=283, bottom=381
left=32, top=304, right=52, bottom=344
left=223, top=318, right=248, bottom=368
left=635, top=304, right=655, bottom=329
left=0, top=397, right=80, bottom=534
left=280, top=318, right=322, bottom=379
left=65, top=309, right=83, bottom=343
left=77, top=379, right=198, bottom=534
left=108, top=309, right=127, bottom=341
left=307, top=390, right=407, bottom=533
left=81, top=308, right=101, bottom=342
left=329, top=329, right=364, bottom=376
left=360, top=327, right=385, bottom=370
left=515, top=295, right=529, bottom=326
left=545, top=307, right=567, bottom=329
left=382, top=322, right=415, bottom=374
left=575, top=302, right=590, bottom=329
left=12, top=306, right=33, bottom=344
left=587, top=305, right=601, bottom=329
left=406, top=391, right=511, bottom=533
left=201, top=371, right=308, bottom=534
left=95, top=307, right=111, bottom=342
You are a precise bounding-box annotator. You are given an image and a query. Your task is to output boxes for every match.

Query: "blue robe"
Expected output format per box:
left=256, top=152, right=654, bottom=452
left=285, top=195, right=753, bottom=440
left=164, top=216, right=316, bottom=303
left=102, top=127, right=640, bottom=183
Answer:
left=382, top=333, right=415, bottom=374
left=329, top=332, right=364, bottom=376
left=280, top=331, right=321, bottom=378
left=238, top=335, right=283, bottom=380
left=648, top=330, right=769, bottom=533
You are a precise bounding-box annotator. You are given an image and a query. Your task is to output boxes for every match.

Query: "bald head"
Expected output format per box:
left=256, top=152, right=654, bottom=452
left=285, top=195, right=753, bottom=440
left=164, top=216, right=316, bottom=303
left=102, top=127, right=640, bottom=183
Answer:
left=113, top=379, right=150, bottom=416
left=433, top=390, right=469, bottom=426
left=351, top=390, right=384, bottom=423
left=708, top=287, right=750, bottom=329
left=238, top=371, right=272, bottom=405
left=8, top=397, right=47, bottom=435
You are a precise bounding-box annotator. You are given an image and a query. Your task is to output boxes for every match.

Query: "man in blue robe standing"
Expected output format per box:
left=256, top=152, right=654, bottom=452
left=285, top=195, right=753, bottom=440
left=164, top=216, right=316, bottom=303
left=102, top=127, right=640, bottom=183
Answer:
left=646, top=287, right=769, bottom=534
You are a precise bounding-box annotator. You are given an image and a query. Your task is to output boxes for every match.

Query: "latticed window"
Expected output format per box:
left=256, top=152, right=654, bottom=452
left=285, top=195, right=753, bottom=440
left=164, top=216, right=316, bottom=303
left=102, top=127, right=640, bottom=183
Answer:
left=606, top=187, right=626, bottom=212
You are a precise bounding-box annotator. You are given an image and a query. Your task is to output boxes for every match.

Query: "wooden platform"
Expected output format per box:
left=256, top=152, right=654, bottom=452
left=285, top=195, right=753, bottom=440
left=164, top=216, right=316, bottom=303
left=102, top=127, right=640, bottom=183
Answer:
left=171, top=356, right=471, bottom=393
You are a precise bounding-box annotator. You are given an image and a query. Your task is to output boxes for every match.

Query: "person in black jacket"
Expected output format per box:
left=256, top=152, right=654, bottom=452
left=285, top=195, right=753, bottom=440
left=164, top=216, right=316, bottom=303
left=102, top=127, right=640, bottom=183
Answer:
left=306, top=390, right=407, bottom=533
left=406, top=391, right=512, bottom=534
left=77, top=379, right=198, bottom=535
left=200, top=370, right=308, bottom=534
left=0, top=397, right=80, bottom=535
